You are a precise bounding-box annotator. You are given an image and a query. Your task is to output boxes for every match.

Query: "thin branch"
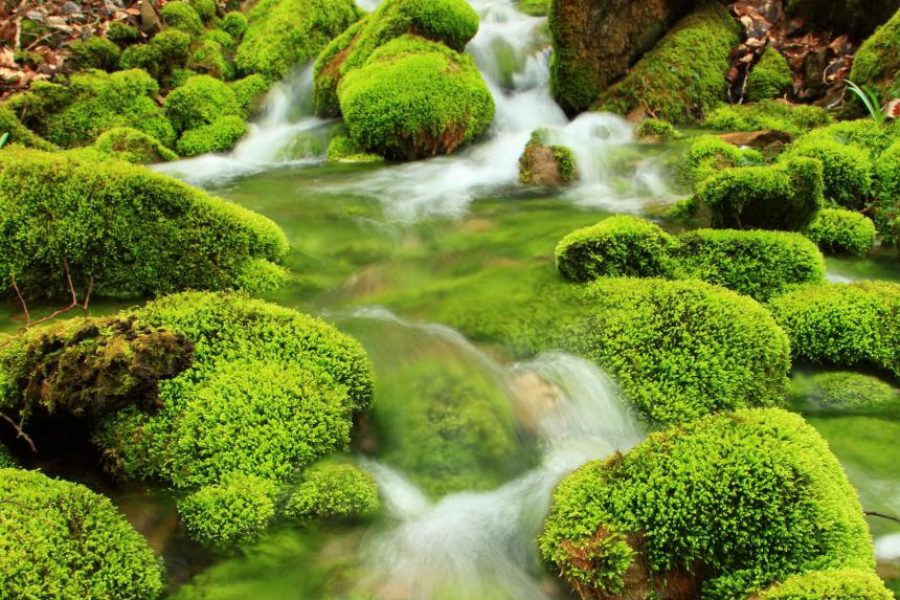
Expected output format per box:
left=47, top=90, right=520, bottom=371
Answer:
left=0, top=411, right=36, bottom=453
left=865, top=511, right=900, bottom=526
left=16, top=261, right=93, bottom=330
left=9, top=274, right=30, bottom=325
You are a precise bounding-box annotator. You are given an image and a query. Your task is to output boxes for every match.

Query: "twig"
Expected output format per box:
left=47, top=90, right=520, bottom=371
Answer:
left=865, top=511, right=900, bottom=526
left=9, top=274, right=30, bottom=325
left=0, top=411, right=36, bottom=453
left=16, top=261, right=93, bottom=330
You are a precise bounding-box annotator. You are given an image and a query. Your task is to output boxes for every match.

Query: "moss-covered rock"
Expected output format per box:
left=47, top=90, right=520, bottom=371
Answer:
left=283, top=459, right=379, bottom=521
left=0, top=468, right=165, bottom=599
left=94, top=126, right=179, bottom=163
left=768, top=282, right=900, bottom=379
left=230, top=73, right=270, bottom=117
left=189, top=0, right=218, bottom=23
left=107, top=21, right=141, bottom=45
left=594, top=2, right=740, bottom=123
left=161, top=1, right=204, bottom=36
left=759, top=568, right=893, bottom=599
left=235, top=0, right=361, bottom=80
left=67, top=36, right=121, bottom=71
left=325, top=132, right=384, bottom=163
left=635, top=118, right=683, bottom=142
left=338, top=35, right=494, bottom=160
left=518, top=129, right=579, bottom=185
left=0, top=105, right=57, bottom=150
left=313, top=0, right=479, bottom=117
left=746, top=47, right=793, bottom=102
left=703, top=100, right=832, bottom=136
left=118, top=29, right=192, bottom=84
left=806, top=208, right=877, bottom=256
left=781, top=139, right=873, bottom=209
left=190, top=39, right=234, bottom=80
left=786, top=0, right=900, bottom=41
left=0, top=147, right=287, bottom=299
left=220, top=11, right=248, bottom=39
left=164, top=74, right=241, bottom=135
left=176, top=115, right=248, bottom=156
left=676, top=134, right=765, bottom=188
left=540, top=409, right=875, bottom=599
left=790, top=371, right=900, bottom=416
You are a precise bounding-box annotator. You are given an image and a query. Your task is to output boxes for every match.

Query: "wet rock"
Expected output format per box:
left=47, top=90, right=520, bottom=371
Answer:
left=518, top=129, right=579, bottom=186
left=718, top=129, right=792, bottom=153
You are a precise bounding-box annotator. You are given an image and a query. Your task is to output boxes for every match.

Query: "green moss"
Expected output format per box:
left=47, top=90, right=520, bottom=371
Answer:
left=164, top=74, right=241, bottom=134
left=94, top=126, right=179, bottom=163
left=235, top=0, right=361, bottom=80
left=94, top=292, right=373, bottom=489
left=0, top=105, right=56, bottom=150
left=768, top=282, right=900, bottom=379
left=120, top=29, right=193, bottom=83
left=693, top=157, right=825, bottom=231
left=703, top=100, right=832, bottom=136
left=806, top=208, right=877, bottom=256
left=313, top=0, right=479, bottom=117
left=635, top=118, right=683, bottom=141
left=190, top=40, right=234, bottom=80
left=189, top=0, right=218, bottom=22
left=0, top=147, right=287, bottom=299
left=220, top=11, right=248, bottom=39
left=283, top=459, right=379, bottom=521
left=760, top=568, right=892, bottom=599
left=0, top=444, right=15, bottom=467
left=338, top=35, right=494, bottom=160
left=794, top=119, right=897, bottom=156
left=848, top=7, right=900, bottom=99
left=67, top=36, right=121, bottom=71
left=790, top=371, right=900, bottom=416
left=325, top=132, right=384, bottom=163
left=0, top=468, right=164, bottom=599
left=594, top=2, right=740, bottom=124
left=229, top=73, right=269, bottom=117
left=161, top=2, right=204, bottom=36
left=518, top=0, right=549, bottom=16
left=677, top=134, right=764, bottom=188
left=873, top=141, right=900, bottom=246
left=746, top=47, right=793, bottom=102
left=107, top=21, right=141, bottom=45
left=178, top=473, right=278, bottom=550
left=540, top=409, right=875, bottom=599
left=176, top=115, right=248, bottom=156
left=203, top=28, right=237, bottom=51
left=782, top=139, right=873, bottom=209
left=519, top=129, right=580, bottom=185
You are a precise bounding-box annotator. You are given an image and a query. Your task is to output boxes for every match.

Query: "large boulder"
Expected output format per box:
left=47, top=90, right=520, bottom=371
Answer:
left=849, top=7, right=900, bottom=102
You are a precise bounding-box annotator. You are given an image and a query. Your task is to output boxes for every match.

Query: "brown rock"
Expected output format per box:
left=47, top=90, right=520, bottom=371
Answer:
left=718, top=129, right=792, bottom=149
left=139, top=0, right=161, bottom=33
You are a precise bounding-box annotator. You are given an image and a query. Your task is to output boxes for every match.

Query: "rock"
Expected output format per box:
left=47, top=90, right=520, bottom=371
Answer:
left=62, top=1, right=82, bottom=15
left=801, top=47, right=829, bottom=98
left=518, top=129, right=579, bottom=186
left=718, top=129, right=792, bottom=150
left=139, top=0, right=161, bottom=33
left=784, top=0, right=900, bottom=39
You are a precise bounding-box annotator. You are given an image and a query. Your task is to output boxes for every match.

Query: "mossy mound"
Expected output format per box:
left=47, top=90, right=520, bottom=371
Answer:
left=518, top=129, right=579, bottom=186
left=283, top=459, right=379, bottom=521
left=0, top=147, right=287, bottom=299
left=67, top=36, right=122, bottom=71
left=190, top=39, right=235, bottom=80
left=235, top=0, right=361, bottom=80
left=781, top=139, right=873, bottom=210
left=326, top=132, right=384, bottom=163
left=161, top=1, right=204, bottom=36
left=790, top=371, right=900, bottom=416
left=95, top=292, right=374, bottom=490
left=594, top=2, right=740, bottom=123
left=0, top=105, right=57, bottom=150
left=635, top=118, right=683, bottom=142
left=703, top=101, right=832, bottom=136
left=759, top=568, right=892, bottom=599
left=806, top=208, right=877, bottom=256
left=176, top=115, right=248, bottom=156
left=745, top=47, right=793, bottom=102
left=338, top=36, right=494, bottom=160
left=5, top=69, right=176, bottom=148
left=313, top=0, right=480, bottom=117
left=768, top=282, right=900, bottom=379
left=94, top=127, right=179, bottom=163
left=540, top=409, right=875, bottom=599
left=677, top=135, right=765, bottom=188
left=230, top=73, right=270, bottom=116
left=0, top=468, right=165, bottom=599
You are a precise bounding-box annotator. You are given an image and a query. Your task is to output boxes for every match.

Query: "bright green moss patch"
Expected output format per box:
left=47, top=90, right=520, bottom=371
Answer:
left=67, top=36, right=121, bottom=71
left=190, top=39, right=234, bottom=80
left=164, top=74, right=241, bottom=134
left=790, top=371, right=900, bottom=416
left=635, top=118, right=683, bottom=141
left=594, top=2, right=740, bottom=123
left=518, top=0, right=549, bottom=16
left=230, top=73, right=270, bottom=116
left=703, top=100, right=832, bottom=136
left=338, top=35, right=494, bottom=160
left=745, top=47, right=793, bottom=102
left=540, top=409, right=875, bottom=599
left=284, top=459, right=379, bottom=521
left=119, top=29, right=192, bottom=83
left=107, top=21, right=141, bottom=45
left=0, top=468, right=165, bottom=599
left=220, top=11, right=248, bottom=39
left=849, top=7, right=900, bottom=100
left=326, top=132, right=384, bottom=163
left=94, top=126, right=179, bottom=163
left=760, top=568, right=892, bottom=599
left=235, top=0, right=361, bottom=80
left=806, top=208, right=877, bottom=256
left=769, top=282, right=900, bottom=379
left=677, top=134, right=764, bottom=188
left=161, top=2, right=204, bottom=36
left=782, top=139, right=873, bottom=209
left=0, top=147, right=287, bottom=299
left=0, top=105, right=56, bottom=150
left=176, top=115, right=248, bottom=156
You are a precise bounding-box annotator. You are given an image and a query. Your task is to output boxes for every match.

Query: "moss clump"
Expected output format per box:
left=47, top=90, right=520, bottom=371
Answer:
left=107, top=21, right=141, bottom=45
left=635, top=118, right=683, bottom=142
left=203, top=28, right=236, bottom=51
left=6, top=69, right=176, bottom=148
left=178, top=473, right=278, bottom=550
left=746, top=47, right=793, bottom=102
left=0, top=147, right=287, bottom=299
left=806, top=208, right=877, bottom=256
left=518, top=0, right=549, bottom=16
left=703, top=100, right=832, bottom=136
left=790, top=372, right=900, bottom=416
left=312, top=0, right=479, bottom=117
left=781, top=139, right=873, bottom=209
left=325, top=132, right=384, bottom=163
left=235, top=0, right=361, bottom=80
left=230, top=73, right=270, bottom=117
left=119, top=29, right=192, bottom=84
left=540, top=409, right=875, bottom=599
left=161, top=2, right=204, bottom=36
left=519, top=129, right=580, bottom=185
left=847, top=6, right=900, bottom=99
left=220, top=11, right=248, bottom=39
left=94, top=126, right=179, bottom=163
left=768, top=282, right=900, bottom=379
left=283, top=459, right=379, bottom=521
left=338, top=36, right=494, bottom=160
left=95, top=292, right=373, bottom=489
left=594, top=2, right=740, bottom=123
left=189, top=0, right=218, bottom=23
left=0, top=105, right=56, bottom=150
left=693, top=157, right=825, bottom=231
left=875, top=140, right=900, bottom=202
left=164, top=74, right=241, bottom=134
left=190, top=40, right=234, bottom=80
left=555, top=216, right=677, bottom=282
left=760, top=568, right=892, bottom=599
left=0, top=468, right=165, bottom=599
left=67, top=36, right=121, bottom=71
left=677, top=134, right=764, bottom=188
left=176, top=115, right=248, bottom=156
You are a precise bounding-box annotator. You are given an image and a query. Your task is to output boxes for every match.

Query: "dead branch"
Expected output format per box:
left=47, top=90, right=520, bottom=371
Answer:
left=865, top=511, right=900, bottom=526
left=10, top=260, right=94, bottom=331
left=0, top=411, right=36, bottom=453
left=9, top=274, right=30, bottom=325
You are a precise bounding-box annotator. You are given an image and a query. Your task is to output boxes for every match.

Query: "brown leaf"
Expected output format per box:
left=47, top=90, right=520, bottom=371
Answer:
left=0, top=46, right=16, bottom=68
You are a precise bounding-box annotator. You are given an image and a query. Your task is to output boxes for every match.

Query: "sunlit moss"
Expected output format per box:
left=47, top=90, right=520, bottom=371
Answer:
left=745, top=47, right=792, bottom=102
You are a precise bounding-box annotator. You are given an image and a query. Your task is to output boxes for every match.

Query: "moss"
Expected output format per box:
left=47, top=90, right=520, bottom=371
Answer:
left=203, top=28, right=236, bottom=51
left=540, top=409, right=875, bottom=599
left=0, top=147, right=287, bottom=299
left=518, top=0, right=549, bottom=16
left=164, top=74, right=241, bottom=134
left=875, top=140, right=900, bottom=202
left=847, top=6, right=900, bottom=99
left=107, top=21, right=141, bottom=45
left=189, top=0, right=218, bottom=23
left=0, top=468, right=165, bottom=598
left=220, top=11, right=248, bottom=39
left=781, top=139, right=873, bottom=209
left=594, top=2, right=740, bottom=124
left=235, top=0, right=361, bottom=80
left=67, top=36, right=121, bottom=71
left=6, top=69, right=176, bottom=148
left=794, top=119, right=897, bottom=156
left=746, top=47, right=793, bottom=102
left=283, top=459, right=379, bottom=521
left=338, top=35, right=494, bottom=160
left=94, top=126, right=179, bottom=163
left=760, top=568, right=892, bottom=599
left=94, top=292, right=373, bottom=489
left=190, top=40, right=234, bottom=80
left=768, top=282, right=900, bottom=379
left=0, top=444, right=14, bottom=468
left=312, top=0, right=479, bottom=117
left=677, top=134, right=764, bottom=188
left=806, top=208, right=877, bottom=256
left=693, top=157, right=825, bottom=231
left=519, top=129, right=580, bottom=185
left=119, top=29, right=192, bottom=82
left=178, top=473, right=278, bottom=550
left=703, top=100, right=832, bottom=136
left=229, top=73, right=269, bottom=117
left=0, top=105, right=56, bottom=150
left=325, top=132, right=384, bottom=163
left=176, top=115, right=248, bottom=156
left=790, top=372, right=900, bottom=416
left=161, top=2, right=204, bottom=36
left=635, top=118, right=683, bottom=142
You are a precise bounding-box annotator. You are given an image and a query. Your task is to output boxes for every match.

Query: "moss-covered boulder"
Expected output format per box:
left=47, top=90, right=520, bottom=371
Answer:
left=676, top=134, right=765, bottom=188
left=594, top=2, right=740, bottom=123
left=67, top=37, right=122, bottom=72
left=635, top=118, right=683, bottom=142
left=313, top=0, right=480, bottom=117
left=0, top=468, right=165, bottom=599
left=326, top=132, right=385, bottom=164
left=785, top=0, right=900, bottom=40
left=518, top=129, right=579, bottom=186
left=338, top=36, right=494, bottom=160
left=163, top=75, right=248, bottom=155
left=0, top=147, right=287, bottom=299
left=703, top=101, right=832, bottom=136
left=790, top=371, right=900, bottom=416
left=94, top=127, right=179, bottom=163
left=540, top=409, right=876, bottom=599
left=0, top=105, right=57, bottom=150
left=119, top=29, right=192, bottom=85
left=176, top=115, right=248, bottom=156
left=160, top=1, right=204, bottom=36
left=235, top=0, right=361, bottom=80
left=548, top=0, right=695, bottom=115
left=283, top=459, right=379, bottom=521
left=746, top=47, right=793, bottom=102
left=806, top=208, right=877, bottom=256
left=782, top=139, right=873, bottom=210
left=759, top=568, right=893, bottom=599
